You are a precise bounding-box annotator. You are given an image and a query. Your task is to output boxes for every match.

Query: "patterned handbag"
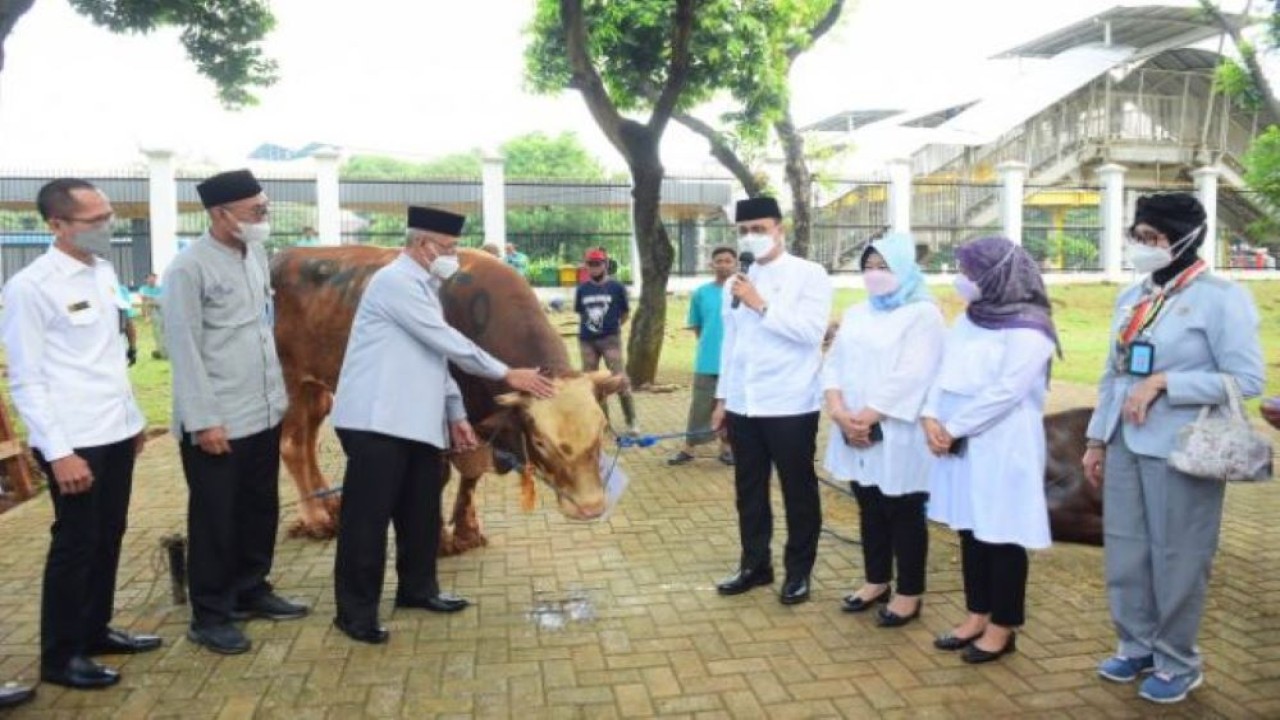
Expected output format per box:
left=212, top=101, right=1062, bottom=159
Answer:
left=1168, top=374, right=1273, bottom=482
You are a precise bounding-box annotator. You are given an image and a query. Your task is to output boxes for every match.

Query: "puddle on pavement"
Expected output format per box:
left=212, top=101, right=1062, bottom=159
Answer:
left=526, top=588, right=596, bottom=630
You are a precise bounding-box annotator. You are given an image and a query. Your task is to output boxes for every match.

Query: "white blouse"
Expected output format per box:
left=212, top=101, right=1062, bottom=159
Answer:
left=923, top=316, right=1055, bottom=549
left=821, top=301, right=945, bottom=495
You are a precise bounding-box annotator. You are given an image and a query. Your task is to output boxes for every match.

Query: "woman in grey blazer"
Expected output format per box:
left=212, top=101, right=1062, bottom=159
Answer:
left=1081, top=193, right=1264, bottom=704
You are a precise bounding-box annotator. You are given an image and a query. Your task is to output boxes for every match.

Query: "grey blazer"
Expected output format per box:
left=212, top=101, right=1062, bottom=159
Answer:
left=331, top=254, right=508, bottom=448
left=1086, top=275, right=1265, bottom=459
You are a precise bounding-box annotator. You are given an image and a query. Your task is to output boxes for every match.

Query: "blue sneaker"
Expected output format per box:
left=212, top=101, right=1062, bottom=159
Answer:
left=1138, top=671, right=1203, bottom=704
left=1097, top=654, right=1155, bottom=683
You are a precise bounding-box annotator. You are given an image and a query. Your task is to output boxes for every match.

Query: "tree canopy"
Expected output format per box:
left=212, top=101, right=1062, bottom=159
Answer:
left=0, top=0, right=277, bottom=108
left=340, top=131, right=609, bottom=180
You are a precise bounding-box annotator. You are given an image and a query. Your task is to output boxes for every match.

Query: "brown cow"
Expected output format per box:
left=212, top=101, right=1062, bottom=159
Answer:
left=270, top=247, right=622, bottom=553
left=1044, top=407, right=1103, bottom=546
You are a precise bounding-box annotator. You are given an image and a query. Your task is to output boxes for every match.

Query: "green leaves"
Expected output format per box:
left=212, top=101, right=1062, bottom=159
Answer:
left=1245, top=125, right=1280, bottom=204
left=67, top=0, right=277, bottom=108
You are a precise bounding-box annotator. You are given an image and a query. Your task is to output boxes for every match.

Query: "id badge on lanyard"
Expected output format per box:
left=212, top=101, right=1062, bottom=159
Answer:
left=1126, top=340, right=1155, bottom=377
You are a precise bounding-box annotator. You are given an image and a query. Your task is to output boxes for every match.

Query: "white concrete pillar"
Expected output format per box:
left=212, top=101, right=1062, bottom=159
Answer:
left=997, top=161, right=1028, bottom=245
left=1192, top=165, right=1220, bottom=271
left=141, top=147, right=179, bottom=277
left=482, top=152, right=506, bottom=252
left=887, top=158, right=913, bottom=235
left=311, top=146, right=342, bottom=246
left=1096, top=163, right=1127, bottom=282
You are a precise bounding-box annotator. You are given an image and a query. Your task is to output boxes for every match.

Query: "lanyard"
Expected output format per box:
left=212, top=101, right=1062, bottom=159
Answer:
left=1117, top=260, right=1206, bottom=346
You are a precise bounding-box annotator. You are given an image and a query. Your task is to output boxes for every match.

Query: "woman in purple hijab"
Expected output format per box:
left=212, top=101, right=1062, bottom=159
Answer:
left=920, top=236, right=1059, bottom=664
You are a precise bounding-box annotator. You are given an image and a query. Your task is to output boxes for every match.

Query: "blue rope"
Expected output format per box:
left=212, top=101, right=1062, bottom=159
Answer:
left=614, top=428, right=717, bottom=448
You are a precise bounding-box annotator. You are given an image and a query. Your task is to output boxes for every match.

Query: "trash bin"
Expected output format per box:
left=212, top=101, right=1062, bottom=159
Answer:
left=535, top=267, right=558, bottom=287
left=559, top=266, right=579, bottom=287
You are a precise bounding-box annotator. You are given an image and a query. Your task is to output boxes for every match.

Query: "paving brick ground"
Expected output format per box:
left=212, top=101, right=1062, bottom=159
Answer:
left=1, top=384, right=1278, bottom=718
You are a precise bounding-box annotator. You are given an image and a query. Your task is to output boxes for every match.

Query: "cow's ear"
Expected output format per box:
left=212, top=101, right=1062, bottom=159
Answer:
left=495, top=392, right=530, bottom=408
left=591, top=373, right=627, bottom=400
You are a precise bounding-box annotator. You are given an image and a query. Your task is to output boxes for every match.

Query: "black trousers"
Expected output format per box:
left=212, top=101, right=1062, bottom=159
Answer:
left=333, top=429, right=443, bottom=628
left=178, top=425, right=282, bottom=628
left=851, top=483, right=928, bottom=595
left=728, top=411, right=821, bottom=579
left=35, top=438, right=135, bottom=671
left=959, top=530, right=1029, bottom=627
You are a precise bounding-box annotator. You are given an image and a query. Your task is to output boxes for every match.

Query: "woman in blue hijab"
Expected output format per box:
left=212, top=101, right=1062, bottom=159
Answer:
left=821, top=232, right=946, bottom=627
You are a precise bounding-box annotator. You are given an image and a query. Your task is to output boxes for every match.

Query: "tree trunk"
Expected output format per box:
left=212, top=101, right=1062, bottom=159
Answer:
left=1205, top=2, right=1280, bottom=122
left=0, top=0, right=37, bottom=74
left=775, top=110, right=814, bottom=260
left=623, top=131, right=672, bottom=387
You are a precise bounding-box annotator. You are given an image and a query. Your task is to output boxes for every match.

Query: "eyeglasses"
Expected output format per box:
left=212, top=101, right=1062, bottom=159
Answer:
left=1128, top=229, right=1164, bottom=246
left=222, top=203, right=270, bottom=221
left=586, top=260, right=605, bottom=267
left=60, top=213, right=114, bottom=225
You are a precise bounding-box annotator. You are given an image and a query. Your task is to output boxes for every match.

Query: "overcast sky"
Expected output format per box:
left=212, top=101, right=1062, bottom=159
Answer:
left=0, top=0, right=1271, bottom=174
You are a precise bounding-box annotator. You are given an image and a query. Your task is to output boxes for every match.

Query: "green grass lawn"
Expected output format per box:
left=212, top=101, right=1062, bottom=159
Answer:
left=121, top=280, right=1280, bottom=428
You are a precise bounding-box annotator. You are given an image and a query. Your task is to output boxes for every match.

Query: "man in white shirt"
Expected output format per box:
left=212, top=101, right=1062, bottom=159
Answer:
left=164, top=169, right=307, bottom=656
left=711, top=197, right=833, bottom=605
left=330, top=206, right=555, bottom=644
left=1, top=179, right=160, bottom=690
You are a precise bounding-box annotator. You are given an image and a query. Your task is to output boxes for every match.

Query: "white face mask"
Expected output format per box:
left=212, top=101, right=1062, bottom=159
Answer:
left=737, top=232, right=775, bottom=258
left=235, top=220, right=271, bottom=244
left=1126, top=242, right=1173, bottom=274
left=1126, top=224, right=1203, bottom=275
left=953, top=275, right=982, bottom=302
left=71, top=223, right=113, bottom=257
left=429, top=254, right=460, bottom=280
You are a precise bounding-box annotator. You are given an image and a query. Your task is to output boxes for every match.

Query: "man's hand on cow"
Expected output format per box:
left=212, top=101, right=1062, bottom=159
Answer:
left=505, top=368, right=556, bottom=399
left=450, top=420, right=479, bottom=453
left=196, top=426, right=233, bottom=455
left=730, top=274, right=765, bottom=312
left=51, top=454, right=93, bottom=495
left=1082, top=446, right=1106, bottom=488
left=1123, top=373, right=1166, bottom=426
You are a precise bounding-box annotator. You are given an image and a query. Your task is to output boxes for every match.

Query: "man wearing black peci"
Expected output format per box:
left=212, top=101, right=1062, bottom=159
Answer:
left=711, top=197, right=833, bottom=605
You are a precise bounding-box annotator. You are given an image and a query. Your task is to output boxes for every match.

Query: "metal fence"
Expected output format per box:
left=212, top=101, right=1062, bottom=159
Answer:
left=3, top=173, right=1277, bottom=285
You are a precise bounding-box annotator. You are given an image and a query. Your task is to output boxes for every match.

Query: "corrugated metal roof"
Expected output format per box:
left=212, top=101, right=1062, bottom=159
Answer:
left=992, top=5, right=1248, bottom=59
left=802, top=109, right=904, bottom=134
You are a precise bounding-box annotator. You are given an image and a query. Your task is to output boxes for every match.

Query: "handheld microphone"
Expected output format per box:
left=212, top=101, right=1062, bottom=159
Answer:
left=731, top=251, right=755, bottom=309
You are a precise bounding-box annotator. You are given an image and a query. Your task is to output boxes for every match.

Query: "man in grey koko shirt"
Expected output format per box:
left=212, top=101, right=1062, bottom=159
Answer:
left=163, top=169, right=307, bottom=656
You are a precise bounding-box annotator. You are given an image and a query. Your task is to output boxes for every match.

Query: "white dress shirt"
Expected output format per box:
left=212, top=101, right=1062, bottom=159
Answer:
left=0, top=246, right=144, bottom=460
left=716, top=252, right=833, bottom=416
left=822, top=301, right=945, bottom=495
left=923, top=317, right=1055, bottom=549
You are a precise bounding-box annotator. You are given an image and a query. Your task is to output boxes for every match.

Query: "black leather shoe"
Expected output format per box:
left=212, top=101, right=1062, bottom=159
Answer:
left=779, top=577, right=810, bottom=605
left=395, top=592, right=470, bottom=613
left=333, top=617, right=389, bottom=645
left=933, top=632, right=980, bottom=651
left=0, top=683, right=34, bottom=707
left=89, top=628, right=163, bottom=655
left=715, top=566, right=775, bottom=596
left=186, top=624, right=251, bottom=655
left=962, top=633, right=1017, bottom=664
left=840, top=587, right=890, bottom=613
left=233, top=593, right=309, bottom=621
left=40, top=656, right=119, bottom=690
left=876, top=601, right=922, bottom=628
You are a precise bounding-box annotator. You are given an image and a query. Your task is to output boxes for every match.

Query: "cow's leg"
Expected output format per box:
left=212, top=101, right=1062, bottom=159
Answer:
left=282, top=380, right=337, bottom=538
left=439, top=447, right=492, bottom=556
left=446, top=473, right=487, bottom=554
